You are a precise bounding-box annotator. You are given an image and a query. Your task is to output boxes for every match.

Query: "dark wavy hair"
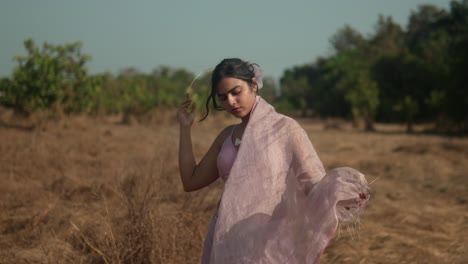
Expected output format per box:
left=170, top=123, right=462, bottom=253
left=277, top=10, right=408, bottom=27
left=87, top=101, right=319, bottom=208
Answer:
left=200, top=58, right=257, bottom=121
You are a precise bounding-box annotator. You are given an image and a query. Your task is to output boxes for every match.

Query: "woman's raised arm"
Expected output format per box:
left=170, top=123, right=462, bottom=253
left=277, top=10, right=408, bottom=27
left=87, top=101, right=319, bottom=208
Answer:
left=177, top=94, right=228, bottom=192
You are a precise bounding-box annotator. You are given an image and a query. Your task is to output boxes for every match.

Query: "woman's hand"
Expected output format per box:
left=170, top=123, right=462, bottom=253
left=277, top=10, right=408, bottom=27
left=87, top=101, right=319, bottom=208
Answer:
left=177, top=93, right=195, bottom=127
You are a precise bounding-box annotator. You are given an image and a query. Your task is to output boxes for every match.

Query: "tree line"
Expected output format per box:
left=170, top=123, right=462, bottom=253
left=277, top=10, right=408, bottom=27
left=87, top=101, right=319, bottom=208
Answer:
left=0, top=38, right=278, bottom=124
left=0, top=1, right=467, bottom=132
left=278, top=0, right=468, bottom=132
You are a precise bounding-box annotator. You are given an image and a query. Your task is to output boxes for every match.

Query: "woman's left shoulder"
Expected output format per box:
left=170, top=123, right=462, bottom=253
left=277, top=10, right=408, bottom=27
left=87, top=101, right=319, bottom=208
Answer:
left=273, top=113, right=302, bottom=130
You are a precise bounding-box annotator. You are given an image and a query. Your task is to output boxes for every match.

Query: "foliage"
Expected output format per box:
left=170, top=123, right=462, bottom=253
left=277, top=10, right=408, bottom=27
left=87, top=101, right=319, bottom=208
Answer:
left=279, top=0, right=468, bottom=132
left=0, top=39, right=92, bottom=115
left=1, top=1, right=467, bottom=133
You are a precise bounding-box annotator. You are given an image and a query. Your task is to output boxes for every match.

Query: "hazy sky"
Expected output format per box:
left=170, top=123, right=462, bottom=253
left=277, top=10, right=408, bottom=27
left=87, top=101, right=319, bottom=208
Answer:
left=0, top=0, right=450, bottom=80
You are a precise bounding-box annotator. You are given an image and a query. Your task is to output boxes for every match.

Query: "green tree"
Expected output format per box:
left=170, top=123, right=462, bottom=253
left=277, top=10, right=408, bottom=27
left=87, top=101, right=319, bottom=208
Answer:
left=280, top=68, right=308, bottom=116
left=330, top=24, right=367, bottom=52
left=0, top=39, right=92, bottom=115
left=369, top=15, right=405, bottom=57
left=325, top=50, right=379, bottom=131
left=407, top=1, right=468, bottom=131
left=326, top=24, right=380, bottom=130
left=372, top=52, right=434, bottom=132
left=442, top=0, right=468, bottom=131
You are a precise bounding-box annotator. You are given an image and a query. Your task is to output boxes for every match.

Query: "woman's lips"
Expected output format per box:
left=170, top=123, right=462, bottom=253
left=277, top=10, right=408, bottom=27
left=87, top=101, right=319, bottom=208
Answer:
left=231, top=107, right=241, bottom=114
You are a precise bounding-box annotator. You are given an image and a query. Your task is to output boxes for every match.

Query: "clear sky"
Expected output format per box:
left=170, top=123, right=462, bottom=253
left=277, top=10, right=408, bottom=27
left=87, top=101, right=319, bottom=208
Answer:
left=0, top=0, right=450, bottom=81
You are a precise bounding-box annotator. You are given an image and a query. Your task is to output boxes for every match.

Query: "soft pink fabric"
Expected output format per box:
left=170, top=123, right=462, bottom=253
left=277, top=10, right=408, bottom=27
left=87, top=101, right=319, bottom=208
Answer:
left=217, top=126, right=238, bottom=181
left=216, top=96, right=260, bottom=182
left=203, top=97, right=369, bottom=264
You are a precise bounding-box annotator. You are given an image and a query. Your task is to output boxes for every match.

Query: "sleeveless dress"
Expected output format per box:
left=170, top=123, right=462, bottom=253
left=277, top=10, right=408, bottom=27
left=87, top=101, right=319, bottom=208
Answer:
left=217, top=125, right=239, bottom=181
left=201, top=126, right=238, bottom=263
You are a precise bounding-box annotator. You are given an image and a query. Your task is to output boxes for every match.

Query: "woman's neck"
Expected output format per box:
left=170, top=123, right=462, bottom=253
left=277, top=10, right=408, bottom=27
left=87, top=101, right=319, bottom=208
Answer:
left=240, top=114, right=250, bottom=126
left=239, top=95, right=259, bottom=126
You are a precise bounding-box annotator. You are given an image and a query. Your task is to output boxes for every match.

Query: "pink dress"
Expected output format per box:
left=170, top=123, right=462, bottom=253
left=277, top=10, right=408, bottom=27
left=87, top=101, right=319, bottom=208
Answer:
left=201, top=126, right=238, bottom=263
left=217, top=126, right=238, bottom=182
left=201, top=96, right=369, bottom=263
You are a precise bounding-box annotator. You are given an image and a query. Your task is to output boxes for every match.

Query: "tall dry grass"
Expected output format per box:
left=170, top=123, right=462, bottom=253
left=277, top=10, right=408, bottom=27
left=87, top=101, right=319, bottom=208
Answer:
left=0, top=110, right=212, bottom=263
left=0, top=109, right=467, bottom=263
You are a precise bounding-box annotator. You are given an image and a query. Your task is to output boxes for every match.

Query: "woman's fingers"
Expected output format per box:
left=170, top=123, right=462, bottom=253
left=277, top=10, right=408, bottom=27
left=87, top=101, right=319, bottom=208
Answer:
left=178, top=93, right=195, bottom=123
left=179, top=99, right=195, bottom=117
left=177, top=94, right=195, bottom=126
left=179, top=99, right=192, bottom=110
left=181, top=102, right=193, bottom=112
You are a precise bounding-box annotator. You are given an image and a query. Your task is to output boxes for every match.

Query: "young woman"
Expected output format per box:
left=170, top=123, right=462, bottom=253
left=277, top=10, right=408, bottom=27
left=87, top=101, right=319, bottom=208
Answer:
left=177, top=58, right=369, bottom=264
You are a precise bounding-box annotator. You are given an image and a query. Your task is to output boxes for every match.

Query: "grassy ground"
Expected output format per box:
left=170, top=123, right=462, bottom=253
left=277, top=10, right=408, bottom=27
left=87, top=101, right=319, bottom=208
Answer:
left=0, top=110, right=467, bottom=263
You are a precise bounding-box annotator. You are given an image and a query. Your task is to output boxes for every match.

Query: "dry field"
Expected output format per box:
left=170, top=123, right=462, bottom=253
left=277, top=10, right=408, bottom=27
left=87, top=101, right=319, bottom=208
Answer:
left=0, top=110, right=467, bottom=264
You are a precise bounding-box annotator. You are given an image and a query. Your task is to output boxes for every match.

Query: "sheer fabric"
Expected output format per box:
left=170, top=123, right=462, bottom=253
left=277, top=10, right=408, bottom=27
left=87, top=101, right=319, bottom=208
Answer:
left=203, top=97, right=369, bottom=264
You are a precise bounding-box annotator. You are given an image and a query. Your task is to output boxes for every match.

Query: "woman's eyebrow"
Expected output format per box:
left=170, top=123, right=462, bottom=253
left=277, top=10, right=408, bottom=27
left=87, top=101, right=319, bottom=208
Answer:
left=217, top=85, right=240, bottom=96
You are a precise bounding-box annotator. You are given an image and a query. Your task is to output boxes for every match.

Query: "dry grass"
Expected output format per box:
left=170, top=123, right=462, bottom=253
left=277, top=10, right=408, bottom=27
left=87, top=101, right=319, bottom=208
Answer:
left=0, top=110, right=467, bottom=263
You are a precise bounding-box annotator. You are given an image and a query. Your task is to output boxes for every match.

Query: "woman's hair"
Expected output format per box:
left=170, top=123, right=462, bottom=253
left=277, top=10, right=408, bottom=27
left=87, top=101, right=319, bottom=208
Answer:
left=200, top=58, right=257, bottom=121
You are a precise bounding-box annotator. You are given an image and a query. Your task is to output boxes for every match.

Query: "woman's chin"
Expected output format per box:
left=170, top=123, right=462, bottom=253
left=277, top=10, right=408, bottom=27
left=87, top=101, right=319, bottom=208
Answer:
left=230, top=110, right=243, bottom=118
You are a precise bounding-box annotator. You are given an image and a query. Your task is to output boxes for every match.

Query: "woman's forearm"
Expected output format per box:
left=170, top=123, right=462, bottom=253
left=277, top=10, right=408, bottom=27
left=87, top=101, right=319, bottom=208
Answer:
left=179, top=125, right=196, bottom=190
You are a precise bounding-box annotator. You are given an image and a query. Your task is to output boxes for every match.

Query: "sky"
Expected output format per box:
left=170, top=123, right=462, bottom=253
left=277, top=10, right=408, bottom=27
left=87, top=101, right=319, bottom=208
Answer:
left=0, top=0, right=451, bottom=81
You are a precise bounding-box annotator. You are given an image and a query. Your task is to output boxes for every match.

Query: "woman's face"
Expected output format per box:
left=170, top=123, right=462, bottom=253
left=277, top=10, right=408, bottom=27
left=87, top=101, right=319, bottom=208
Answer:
left=216, top=77, right=257, bottom=119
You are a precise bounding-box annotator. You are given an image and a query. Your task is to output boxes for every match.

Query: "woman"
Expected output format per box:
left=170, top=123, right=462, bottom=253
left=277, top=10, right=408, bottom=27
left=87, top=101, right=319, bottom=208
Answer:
left=178, top=58, right=369, bottom=264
